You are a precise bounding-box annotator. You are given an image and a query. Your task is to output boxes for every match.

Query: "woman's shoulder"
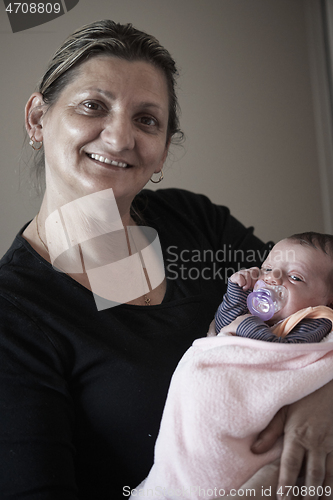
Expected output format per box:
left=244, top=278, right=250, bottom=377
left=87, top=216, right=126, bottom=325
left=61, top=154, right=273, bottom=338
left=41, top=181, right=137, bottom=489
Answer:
left=0, top=229, right=27, bottom=275
left=0, top=223, right=52, bottom=307
left=0, top=223, right=34, bottom=270
left=136, top=188, right=231, bottom=226
left=139, top=187, right=222, bottom=207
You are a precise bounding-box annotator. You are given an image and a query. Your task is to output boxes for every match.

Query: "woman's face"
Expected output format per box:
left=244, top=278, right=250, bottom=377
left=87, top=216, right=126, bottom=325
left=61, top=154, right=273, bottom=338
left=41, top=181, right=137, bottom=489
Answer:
left=37, top=56, right=170, bottom=212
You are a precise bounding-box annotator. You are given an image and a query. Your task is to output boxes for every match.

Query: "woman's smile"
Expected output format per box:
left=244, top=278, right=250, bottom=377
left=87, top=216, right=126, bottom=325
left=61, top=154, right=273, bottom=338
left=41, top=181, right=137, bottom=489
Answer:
left=85, top=153, right=129, bottom=168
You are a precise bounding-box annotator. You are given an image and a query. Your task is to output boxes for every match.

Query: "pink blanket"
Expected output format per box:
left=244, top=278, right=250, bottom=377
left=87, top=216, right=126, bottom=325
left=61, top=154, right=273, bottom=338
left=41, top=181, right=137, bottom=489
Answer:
left=136, top=329, right=333, bottom=499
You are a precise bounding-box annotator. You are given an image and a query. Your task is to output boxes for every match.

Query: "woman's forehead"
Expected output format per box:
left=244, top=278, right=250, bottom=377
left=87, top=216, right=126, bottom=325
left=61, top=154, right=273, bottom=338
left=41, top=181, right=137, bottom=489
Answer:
left=71, top=56, right=168, bottom=95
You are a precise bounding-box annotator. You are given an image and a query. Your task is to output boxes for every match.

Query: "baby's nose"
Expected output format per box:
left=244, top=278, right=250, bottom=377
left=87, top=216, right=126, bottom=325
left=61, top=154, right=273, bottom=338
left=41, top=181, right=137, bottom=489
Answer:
left=264, top=270, right=282, bottom=285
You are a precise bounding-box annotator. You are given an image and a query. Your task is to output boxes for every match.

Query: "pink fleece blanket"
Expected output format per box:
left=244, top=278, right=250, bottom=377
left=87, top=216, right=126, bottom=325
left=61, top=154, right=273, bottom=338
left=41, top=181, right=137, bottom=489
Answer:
left=136, top=329, right=333, bottom=499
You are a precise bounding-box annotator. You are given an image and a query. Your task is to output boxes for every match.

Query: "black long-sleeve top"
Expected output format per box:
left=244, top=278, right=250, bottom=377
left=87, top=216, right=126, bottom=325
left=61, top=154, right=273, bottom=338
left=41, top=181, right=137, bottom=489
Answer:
left=0, top=188, right=272, bottom=499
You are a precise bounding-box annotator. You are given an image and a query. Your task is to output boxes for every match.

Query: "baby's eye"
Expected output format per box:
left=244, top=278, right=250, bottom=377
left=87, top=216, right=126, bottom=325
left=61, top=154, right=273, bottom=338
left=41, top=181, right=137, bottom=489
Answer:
left=289, top=275, right=303, bottom=282
left=261, top=267, right=272, bottom=273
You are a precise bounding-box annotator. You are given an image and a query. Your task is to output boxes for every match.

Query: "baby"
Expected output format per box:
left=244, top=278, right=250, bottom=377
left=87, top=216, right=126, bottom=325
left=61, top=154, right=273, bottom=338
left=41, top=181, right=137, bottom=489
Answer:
left=138, top=233, right=333, bottom=498
left=215, top=232, right=333, bottom=342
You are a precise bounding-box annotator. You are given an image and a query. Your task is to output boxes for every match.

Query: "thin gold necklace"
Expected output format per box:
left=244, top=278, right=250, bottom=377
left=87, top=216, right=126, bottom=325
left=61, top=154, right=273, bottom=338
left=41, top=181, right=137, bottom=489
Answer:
left=35, top=212, right=48, bottom=252
left=35, top=213, right=151, bottom=306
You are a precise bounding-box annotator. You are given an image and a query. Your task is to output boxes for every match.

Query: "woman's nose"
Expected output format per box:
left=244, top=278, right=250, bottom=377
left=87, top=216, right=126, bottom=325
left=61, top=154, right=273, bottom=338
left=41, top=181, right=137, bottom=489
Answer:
left=101, top=114, right=135, bottom=152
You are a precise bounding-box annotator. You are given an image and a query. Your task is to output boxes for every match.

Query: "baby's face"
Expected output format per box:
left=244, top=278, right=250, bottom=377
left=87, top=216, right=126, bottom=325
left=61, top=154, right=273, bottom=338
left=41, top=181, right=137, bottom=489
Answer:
left=260, top=239, right=333, bottom=323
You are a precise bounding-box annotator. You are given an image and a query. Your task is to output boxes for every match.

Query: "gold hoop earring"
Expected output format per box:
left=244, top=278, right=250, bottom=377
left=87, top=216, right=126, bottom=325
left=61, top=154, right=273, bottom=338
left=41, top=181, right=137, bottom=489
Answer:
left=150, top=169, right=164, bottom=184
left=29, top=135, right=43, bottom=151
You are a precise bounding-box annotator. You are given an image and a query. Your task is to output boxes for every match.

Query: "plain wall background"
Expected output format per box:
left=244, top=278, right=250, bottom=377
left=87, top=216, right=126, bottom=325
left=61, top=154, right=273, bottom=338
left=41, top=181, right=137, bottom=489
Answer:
left=0, top=0, right=327, bottom=257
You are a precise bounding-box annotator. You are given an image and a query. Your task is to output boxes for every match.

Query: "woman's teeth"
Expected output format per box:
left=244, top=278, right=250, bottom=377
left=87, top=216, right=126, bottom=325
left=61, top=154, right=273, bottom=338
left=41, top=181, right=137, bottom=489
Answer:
left=88, top=153, right=128, bottom=168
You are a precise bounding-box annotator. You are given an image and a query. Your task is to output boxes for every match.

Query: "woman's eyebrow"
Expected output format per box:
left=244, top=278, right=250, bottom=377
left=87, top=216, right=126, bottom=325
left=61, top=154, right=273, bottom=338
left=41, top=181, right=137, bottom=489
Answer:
left=85, top=87, right=115, bottom=99
left=134, top=101, right=164, bottom=113
left=134, top=101, right=163, bottom=114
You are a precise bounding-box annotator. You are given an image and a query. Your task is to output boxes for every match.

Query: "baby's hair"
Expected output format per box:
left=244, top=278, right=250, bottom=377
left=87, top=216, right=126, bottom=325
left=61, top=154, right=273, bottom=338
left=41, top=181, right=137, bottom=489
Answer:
left=287, top=232, right=333, bottom=256
left=288, top=232, right=333, bottom=296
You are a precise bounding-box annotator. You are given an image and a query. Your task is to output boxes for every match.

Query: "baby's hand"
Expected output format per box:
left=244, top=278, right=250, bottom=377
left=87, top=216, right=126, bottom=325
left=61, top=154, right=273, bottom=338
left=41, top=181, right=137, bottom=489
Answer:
left=218, top=314, right=252, bottom=336
left=230, top=267, right=260, bottom=291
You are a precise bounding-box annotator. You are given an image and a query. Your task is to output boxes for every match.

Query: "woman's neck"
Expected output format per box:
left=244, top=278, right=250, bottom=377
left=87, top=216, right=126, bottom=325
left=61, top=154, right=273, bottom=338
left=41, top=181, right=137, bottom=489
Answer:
left=26, top=188, right=136, bottom=268
left=22, top=189, right=166, bottom=306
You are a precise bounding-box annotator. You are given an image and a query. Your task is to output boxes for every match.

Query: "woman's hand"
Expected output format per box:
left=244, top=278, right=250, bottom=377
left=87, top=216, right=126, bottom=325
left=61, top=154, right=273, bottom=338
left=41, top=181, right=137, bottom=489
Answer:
left=251, top=379, right=333, bottom=500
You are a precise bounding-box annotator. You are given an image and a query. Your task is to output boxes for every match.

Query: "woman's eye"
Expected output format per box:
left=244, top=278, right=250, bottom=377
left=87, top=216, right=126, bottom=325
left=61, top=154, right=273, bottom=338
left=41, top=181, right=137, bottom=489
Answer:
left=138, top=116, right=157, bottom=127
left=82, top=101, right=103, bottom=111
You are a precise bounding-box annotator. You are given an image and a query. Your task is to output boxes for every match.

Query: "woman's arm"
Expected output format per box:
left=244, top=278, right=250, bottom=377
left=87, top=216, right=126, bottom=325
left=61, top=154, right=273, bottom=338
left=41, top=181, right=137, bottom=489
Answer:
left=252, top=380, right=333, bottom=500
left=0, top=297, right=78, bottom=498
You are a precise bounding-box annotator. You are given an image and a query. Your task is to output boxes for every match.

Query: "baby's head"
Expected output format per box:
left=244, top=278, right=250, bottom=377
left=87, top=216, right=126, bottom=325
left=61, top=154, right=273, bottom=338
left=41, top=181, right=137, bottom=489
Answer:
left=260, top=232, right=333, bottom=323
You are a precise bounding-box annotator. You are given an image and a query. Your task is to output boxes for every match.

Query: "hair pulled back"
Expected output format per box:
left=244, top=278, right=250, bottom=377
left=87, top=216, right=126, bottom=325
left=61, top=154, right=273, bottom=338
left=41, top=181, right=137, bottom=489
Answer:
left=39, top=20, right=182, bottom=141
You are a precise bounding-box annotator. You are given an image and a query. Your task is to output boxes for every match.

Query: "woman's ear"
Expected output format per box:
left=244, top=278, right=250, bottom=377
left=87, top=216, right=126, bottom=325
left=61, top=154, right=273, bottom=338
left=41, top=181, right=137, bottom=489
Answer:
left=25, top=92, right=45, bottom=143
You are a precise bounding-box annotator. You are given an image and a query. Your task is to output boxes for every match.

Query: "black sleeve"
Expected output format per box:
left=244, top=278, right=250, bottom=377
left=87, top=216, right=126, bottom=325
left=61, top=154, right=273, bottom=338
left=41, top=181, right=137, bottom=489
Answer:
left=191, top=191, right=273, bottom=270
left=146, top=188, right=274, bottom=273
left=0, top=296, right=78, bottom=499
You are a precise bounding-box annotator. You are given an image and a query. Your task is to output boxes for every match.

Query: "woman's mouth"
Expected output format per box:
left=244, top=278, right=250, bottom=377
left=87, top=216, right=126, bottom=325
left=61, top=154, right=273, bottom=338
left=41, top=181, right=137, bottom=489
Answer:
left=86, top=153, right=130, bottom=168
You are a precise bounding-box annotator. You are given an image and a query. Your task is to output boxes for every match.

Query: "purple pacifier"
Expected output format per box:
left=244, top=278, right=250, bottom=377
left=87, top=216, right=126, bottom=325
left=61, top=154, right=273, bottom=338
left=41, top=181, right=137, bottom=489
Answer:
left=247, top=279, right=288, bottom=321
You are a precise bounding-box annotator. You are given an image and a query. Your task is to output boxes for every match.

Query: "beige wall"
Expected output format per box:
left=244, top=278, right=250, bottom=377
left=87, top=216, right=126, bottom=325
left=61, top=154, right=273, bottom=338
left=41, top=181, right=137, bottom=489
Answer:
left=0, top=0, right=326, bottom=257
